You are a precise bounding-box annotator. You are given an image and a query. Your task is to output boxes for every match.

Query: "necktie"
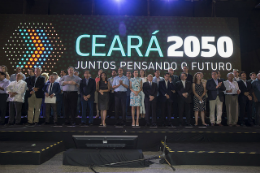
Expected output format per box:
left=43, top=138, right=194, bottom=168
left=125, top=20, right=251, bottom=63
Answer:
left=49, top=83, right=53, bottom=94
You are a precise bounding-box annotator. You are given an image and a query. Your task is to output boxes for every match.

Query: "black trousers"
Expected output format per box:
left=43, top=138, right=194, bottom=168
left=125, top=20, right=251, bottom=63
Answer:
left=63, top=91, right=78, bottom=124
left=9, top=102, right=23, bottom=124
left=255, top=102, right=260, bottom=125
left=45, top=103, right=58, bottom=123
left=178, top=99, right=191, bottom=125
left=145, top=98, right=157, bottom=124
left=108, top=92, right=115, bottom=116
left=114, top=92, right=126, bottom=124
left=161, top=99, right=172, bottom=124
left=239, top=98, right=252, bottom=124
left=0, top=94, right=8, bottom=124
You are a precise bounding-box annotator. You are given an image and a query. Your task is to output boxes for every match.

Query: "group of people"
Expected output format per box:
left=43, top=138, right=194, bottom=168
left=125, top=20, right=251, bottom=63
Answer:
left=0, top=64, right=260, bottom=127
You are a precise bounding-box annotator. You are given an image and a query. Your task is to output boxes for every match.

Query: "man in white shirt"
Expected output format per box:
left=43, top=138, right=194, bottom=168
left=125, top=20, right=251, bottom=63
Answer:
left=233, top=69, right=240, bottom=82
left=0, top=72, right=10, bottom=125
left=223, top=72, right=241, bottom=126
left=5, top=73, right=27, bottom=125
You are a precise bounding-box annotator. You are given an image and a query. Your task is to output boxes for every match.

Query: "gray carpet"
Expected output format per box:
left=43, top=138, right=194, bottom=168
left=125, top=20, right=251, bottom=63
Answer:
left=0, top=152, right=260, bottom=173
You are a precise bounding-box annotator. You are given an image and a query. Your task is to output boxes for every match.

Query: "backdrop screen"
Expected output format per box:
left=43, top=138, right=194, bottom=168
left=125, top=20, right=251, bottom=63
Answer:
left=0, top=15, right=241, bottom=78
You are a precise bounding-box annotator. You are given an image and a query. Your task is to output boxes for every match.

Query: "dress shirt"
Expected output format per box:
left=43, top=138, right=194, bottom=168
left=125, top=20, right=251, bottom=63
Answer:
left=223, top=80, right=239, bottom=94
left=0, top=78, right=10, bottom=94
left=6, top=80, right=27, bottom=102
left=59, top=75, right=81, bottom=92
left=181, top=80, right=186, bottom=88
left=241, top=80, right=247, bottom=87
left=112, top=75, right=129, bottom=92
left=108, top=77, right=115, bottom=91
left=10, top=73, right=26, bottom=82
left=55, top=76, right=60, bottom=83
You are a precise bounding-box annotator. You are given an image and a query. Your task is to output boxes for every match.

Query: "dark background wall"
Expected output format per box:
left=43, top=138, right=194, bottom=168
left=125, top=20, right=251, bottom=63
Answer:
left=0, top=0, right=260, bottom=75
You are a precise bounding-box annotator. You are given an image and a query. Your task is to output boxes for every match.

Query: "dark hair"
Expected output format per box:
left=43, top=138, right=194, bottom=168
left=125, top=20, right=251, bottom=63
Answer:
left=239, top=71, right=246, bottom=76
left=111, top=69, right=117, bottom=73
left=183, top=66, right=189, bottom=69
left=250, top=72, right=256, bottom=77
left=211, top=71, right=217, bottom=74
left=118, top=67, right=124, bottom=71
left=84, top=70, right=90, bottom=73
left=193, top=72, right=202, bottom=84
left=74, top=70, right=79, bottom=74
left=100, top=72, right=108, bottom=82
left=61, top=70, right=67, bottom=74
left=216, top=71, right=220, bottom=74
left=0, top=71, right=6, bottom=78
left=154, top=70, right=160, bottom=73
left=132, top=70, right=139, bottom=75
left=164, top=72, right=170, bottom=76
left=181, top=72, right=187, bottom=77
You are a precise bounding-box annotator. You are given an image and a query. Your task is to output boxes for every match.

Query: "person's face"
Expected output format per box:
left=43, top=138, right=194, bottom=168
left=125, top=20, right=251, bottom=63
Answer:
left=84, top=71, right=90, bottom=78
left=35, top=68, right=41, bottom=76
left=49, top=76, right=55, bottom=83
left=200, top=73, right=204, bottom=79
left=240, top=73, right=246, bottom=80
left=111, top=71, right=117, bottom=77
left=133, top=71, right=138, bottom=77
left=228, top=73, right=234, bottom=81
left=101, top=73, right=106, bottom=80
left=251, top=74, right=256, bottom=80
left=233, top=71, right=238, bottom=77
left=98, top=70, right=103, bottom=76
left=212, top=72, right=217, bottom=79
left=60, top=71, right=65, bottom=77
left=0, top=74, right=4, bottom=80
left=154, top=71, right=160, bottom=77
left=68, top=68, right=74, bottom=75
left=183, top=67, right=188, bottom=73
left=126, top=72, right=131, bottom=78
left=218, top=72, right=221, bottom=78
left=1, top=66, right=6, bottom=72
left=196, top=73, right=201, bottom=81
left=140, top=70, right=145, bottom=77
left=164, top=74, right=170, bottom=81
left=147, top=75, right=153, bottom=81
left=181, top=74, right=187, bottom=81
left=74, top=71, right=79, bottom=76
left=168, top=69, right=174, bottom=75
left=16, top=74, right=23, bottom=81
left=257, top=74, right=260, bottom=80
left=118, top=68, right=123, bottom=75
left=16, top=67, right=22, bottom=73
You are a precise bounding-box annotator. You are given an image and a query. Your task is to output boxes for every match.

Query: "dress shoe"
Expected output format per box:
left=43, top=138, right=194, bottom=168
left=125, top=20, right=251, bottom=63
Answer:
left=71, top=123, right=76, bottom=126
left=152, top=123, right=157, bottom=127
left=217, top=123, right=223, bottom=126
left=145, top=123, right=150, bottom=127
left=53, top=122, right=58, bottom=126
left=211, top=123, right=215, bottom=126
left=185, top=124, right=192, bottom=126
left=42, top=122, right=49, bottom=125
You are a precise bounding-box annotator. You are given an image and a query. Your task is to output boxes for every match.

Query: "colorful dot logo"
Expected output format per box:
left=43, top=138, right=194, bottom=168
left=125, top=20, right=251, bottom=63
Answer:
left=3, top=22, right=65, bottom=73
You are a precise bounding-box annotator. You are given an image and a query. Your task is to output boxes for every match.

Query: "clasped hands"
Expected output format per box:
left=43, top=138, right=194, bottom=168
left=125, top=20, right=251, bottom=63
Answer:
left=45, top=93, right=55, bottom=98
left=84, top=94, right=91, bottom=101
left=9, top=92, right=17, bottom=97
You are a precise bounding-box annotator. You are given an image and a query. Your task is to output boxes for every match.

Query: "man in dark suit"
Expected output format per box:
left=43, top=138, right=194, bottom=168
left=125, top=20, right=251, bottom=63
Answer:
left=26, top=67, right=45, bottom=126
left=159, top=73, right=174, bottom=126
left=143, top=74, right=157, bottom=127
left=179, top=66, right=193, bottom=83
left=42, top=75, right=61, bottom=125
left=237, top=71, right=253, bottom=126
left=80, top=70, right=96, bottom=125
left=206, top=71, right=226, bottom=126
left=176, top=72, right=192, bottom=126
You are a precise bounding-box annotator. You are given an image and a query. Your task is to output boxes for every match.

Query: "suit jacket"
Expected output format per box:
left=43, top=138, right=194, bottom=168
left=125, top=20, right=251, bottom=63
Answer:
left=27, top=75, right=45, bottom=98
left=237, top=80, right=253, bottom=102
left=80, top=78, right=96, bottom=101
left=143, top=82, right=157, bottom=100
left=43, top=82, right=61, bottom=98
left=206, top=78, right=226, bottom=102
left=158, top=80, right=174, bottom=102
left=175, top=80, right=192, bottom=103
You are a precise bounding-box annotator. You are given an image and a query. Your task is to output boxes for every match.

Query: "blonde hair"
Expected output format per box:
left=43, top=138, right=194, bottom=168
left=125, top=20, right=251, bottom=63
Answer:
left=41, top=72, right=49, bottom=82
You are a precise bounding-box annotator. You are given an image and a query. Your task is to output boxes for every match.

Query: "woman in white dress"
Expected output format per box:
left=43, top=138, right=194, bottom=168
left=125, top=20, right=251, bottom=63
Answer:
left=140, top=70, right=147, bottom=119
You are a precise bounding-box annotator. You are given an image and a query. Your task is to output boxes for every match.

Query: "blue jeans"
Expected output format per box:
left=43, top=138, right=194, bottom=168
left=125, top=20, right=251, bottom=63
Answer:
left=81, top=99, right=94, bottom=124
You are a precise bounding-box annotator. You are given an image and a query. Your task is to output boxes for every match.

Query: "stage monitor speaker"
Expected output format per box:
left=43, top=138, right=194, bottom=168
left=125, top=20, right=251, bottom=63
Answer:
left=72, top=135, right=138, bottom=149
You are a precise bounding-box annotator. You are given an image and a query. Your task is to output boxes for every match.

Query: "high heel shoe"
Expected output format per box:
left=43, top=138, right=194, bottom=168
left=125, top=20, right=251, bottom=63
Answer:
left=136, top=122, right=139, bottom=127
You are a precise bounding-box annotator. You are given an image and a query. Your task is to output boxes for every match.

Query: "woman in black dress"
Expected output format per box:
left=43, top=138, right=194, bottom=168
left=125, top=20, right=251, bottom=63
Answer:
left=192, top=72, right=208, bottom=126
left=96, top=72, right=111, bottom=127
